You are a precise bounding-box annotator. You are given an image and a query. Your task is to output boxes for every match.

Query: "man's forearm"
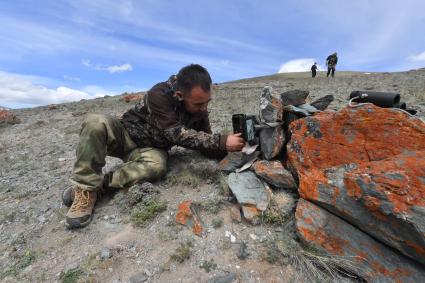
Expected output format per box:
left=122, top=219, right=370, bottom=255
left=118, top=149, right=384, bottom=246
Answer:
left=163, top=126, right=227, bottom=151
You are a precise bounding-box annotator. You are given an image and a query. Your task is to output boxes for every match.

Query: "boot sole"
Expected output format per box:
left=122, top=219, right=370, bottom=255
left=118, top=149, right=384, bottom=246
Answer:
left=65, top=212, right=94, bottom=229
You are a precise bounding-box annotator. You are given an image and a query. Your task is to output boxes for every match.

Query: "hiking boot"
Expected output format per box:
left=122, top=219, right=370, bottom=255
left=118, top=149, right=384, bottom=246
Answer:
left=62, top=186, right=75, bottom=207
left=66, top=188, right=97, bottom=229
left=62, top=173, right=113, bottom=207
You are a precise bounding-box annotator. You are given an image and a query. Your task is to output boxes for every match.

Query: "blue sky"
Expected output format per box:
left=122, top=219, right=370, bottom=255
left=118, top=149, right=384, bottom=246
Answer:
left=1, top=0, right=425, bottom=108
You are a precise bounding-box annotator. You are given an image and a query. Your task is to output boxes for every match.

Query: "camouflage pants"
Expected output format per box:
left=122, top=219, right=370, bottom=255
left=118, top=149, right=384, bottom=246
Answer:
left=69, top=114, right=167, bottom=191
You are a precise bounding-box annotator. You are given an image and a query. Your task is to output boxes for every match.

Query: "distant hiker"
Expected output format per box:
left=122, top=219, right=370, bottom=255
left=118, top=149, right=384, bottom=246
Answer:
left=63, top=64, right=245, bottom=229
left=326, top=52, right=338, bottom=77
left=311, top=62, right=318, bottom=78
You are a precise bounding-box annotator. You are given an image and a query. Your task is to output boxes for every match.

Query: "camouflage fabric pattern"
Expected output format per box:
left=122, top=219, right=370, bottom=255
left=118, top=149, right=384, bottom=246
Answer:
left=121, top=77, right=226, bottom=153
left=70, top=114, right=167, bottom=191
left=122, top=102, right=223, bottom=151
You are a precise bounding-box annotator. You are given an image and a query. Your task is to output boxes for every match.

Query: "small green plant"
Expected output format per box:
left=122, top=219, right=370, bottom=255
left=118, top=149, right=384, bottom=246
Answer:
left=199, top=198, right=222, bottom=214
left=215, top=173, right=230, bottom=196
left=168, top=169, right=201, bottom=188
left=211, top=217, right=224, bottom=229
left=170, top=240, right=193, bottom=263
left=263, top=206, right=286, bottom=226
left=0, top=250, right=36, bottom=279
left=200, top=259, right=217, bottom=273
left=0, top=210, right=16, bottom=223
left=59, top=268, right=84, bottom=283
left=130, top=198, right=167, bottom=226
left=16, top=250, right=35, bottom=270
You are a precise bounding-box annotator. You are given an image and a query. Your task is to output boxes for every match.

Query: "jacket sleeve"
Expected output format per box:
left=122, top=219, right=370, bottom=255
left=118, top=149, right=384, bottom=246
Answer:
left=163, top=125, right=228, bottom=152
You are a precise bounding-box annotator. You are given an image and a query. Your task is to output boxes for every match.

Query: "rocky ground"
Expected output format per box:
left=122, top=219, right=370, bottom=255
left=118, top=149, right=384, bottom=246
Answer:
left=0, top=69, right=424, bottom=282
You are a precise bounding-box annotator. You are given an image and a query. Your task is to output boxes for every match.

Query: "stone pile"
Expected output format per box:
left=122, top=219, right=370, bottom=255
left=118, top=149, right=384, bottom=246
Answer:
left=219, top=87, right=330, bottom=223
left=219, top=86, right=425, bottom=281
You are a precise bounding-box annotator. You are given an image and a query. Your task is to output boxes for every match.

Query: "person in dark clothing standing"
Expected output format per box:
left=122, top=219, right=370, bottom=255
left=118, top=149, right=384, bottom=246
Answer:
left=63, top=64, right=245, bottom=229
left=326, top=52, right=338, bottom=77
left=311, top=62, right=318, bottom=78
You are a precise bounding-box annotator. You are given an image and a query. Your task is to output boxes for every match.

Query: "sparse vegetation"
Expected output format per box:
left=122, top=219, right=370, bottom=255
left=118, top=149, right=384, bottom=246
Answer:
left=263, top=231, right=360, bottom=281
left=199, top=198, right=222, bottom=214
left=211, top=217, right=224, bottom=228
left=130, top=198, right=167, bottom=226
left=200, top=259, right=217, bottom=273
left=0, top=209, right=16, bottom=223
left=170, top=240, right=193, bottom=263
left=263, top=198, right=287, bottom=226
left=168, top=169, right=201, bottom=188
left=0, top=250, right=36, bottom=279
left=215, top=172, right=230, bottom=196
left=59, top=268, right=84, bottom=283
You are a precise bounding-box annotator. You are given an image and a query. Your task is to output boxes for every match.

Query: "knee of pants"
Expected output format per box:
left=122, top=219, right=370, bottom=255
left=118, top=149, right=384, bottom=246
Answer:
left=148, top=156, right=167, bottom=179
left=81, top=114, right=109, bottom=134
left=84, top=113, right=109, bottom=125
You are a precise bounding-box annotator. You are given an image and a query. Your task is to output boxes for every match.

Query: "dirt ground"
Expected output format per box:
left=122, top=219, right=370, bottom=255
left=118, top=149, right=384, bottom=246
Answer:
left=0, top=69, right=424, bottom=282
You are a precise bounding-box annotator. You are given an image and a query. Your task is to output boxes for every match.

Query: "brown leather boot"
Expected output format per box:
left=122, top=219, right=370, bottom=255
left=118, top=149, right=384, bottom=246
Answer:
left=62, top=173, right=112, bottom=207
left=66, top=188, right=97, bottom=229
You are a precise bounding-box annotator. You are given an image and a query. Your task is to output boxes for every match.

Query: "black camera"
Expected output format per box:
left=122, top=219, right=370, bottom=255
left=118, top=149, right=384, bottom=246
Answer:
left=232, top=114, right=257, bottom=145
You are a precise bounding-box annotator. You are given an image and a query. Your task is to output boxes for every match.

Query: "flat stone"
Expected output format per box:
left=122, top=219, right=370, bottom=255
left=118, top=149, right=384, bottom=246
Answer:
left=208, top=272, right=237, bottom=283
left=100, top=247, right=112, bottom=260
left=227, top=172, right=270, bottom=211
left=296, top=199, right=425, bottom=282
left=252, top=160, right=296, bottom=189
left=280, top=90, right=309, bottom=106
left=128, top=272, right=148, bottom=283
left=259, top=126, right=285, bottom=160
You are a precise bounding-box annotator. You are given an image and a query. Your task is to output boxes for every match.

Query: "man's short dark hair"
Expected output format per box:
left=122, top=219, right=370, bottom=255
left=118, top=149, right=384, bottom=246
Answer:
left=176, top=64, right=212, bottom=95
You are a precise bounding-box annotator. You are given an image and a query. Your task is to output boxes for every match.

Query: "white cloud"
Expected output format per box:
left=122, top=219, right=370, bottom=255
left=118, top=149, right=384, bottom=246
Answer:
left=278, top=58, right=324, bottom=73
left=63, top=75, right=81, bottom=82
left=107, top=63, right=133, bottom=73
left=82, top=59, right=133, bottom=73
left=408, top=51, right=425, bottom=62
left=0, top=71, right=111, bottom=107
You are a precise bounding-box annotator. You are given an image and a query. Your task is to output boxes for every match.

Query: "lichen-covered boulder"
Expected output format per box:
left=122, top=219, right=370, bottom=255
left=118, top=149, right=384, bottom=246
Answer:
left=296, top=199, right=425, bottom=282
left=288, top=104, right=425, bottom=264
left=0, top=109, right=20, bottom=125
left=121, top=93, right=144, bottom=103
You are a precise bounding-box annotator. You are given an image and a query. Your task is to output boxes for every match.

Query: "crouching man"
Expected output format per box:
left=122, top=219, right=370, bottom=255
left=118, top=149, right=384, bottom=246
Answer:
left=64, top=64, right=245, bottom=228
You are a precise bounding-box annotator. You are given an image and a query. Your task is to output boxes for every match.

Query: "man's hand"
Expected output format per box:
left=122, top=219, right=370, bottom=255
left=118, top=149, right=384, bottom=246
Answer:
left=226, top=133, right=245, bottom=152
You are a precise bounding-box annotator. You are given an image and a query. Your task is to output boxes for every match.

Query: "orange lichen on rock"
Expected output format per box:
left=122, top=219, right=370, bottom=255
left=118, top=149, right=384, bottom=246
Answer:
left=289, top=104, right=425, bottom=265
left=121, top=93, right=144, bottom=103
left=0, top=109, right=21, bottom=125
left=175, top=200, right=192, bottom=225
left=295, top=199, right=425, bottom=282
left=288, top=105, right=425, bottom=171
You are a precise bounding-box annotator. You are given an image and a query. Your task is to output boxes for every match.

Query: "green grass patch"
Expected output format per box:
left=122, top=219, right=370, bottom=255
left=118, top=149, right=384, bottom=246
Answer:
left=215, top=172, right=230, bottom=196
left=211, top=217, right=224, bottom=229
left=0, top=250, right=36, bottom=279
left=59, top=268, right=84, bottom=283
left=170, top=240, right=193, bottom=263
left=199, top=198, right=222, bottom=214
left=168, top=169, right=201, bottom=188
left=200, top=259, right=217, bottom=273
left=130, top=198, right=167, bottom=226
